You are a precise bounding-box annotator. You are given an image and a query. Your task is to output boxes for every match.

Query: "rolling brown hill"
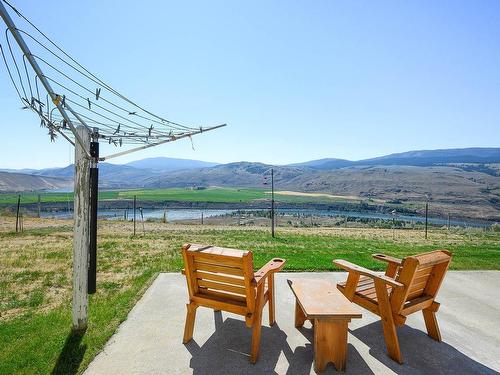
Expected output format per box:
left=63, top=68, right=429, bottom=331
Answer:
left=144, top=163, right=500, bottom=220
left=1, top=148, right=499, bottom=220
left=0, top=172, right=72, bottom=192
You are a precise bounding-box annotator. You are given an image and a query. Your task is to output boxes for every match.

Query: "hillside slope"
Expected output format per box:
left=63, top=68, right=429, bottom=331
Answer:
left=0, top=172, right=71, bottom=192
left=144, top=162, right=500, bottom=220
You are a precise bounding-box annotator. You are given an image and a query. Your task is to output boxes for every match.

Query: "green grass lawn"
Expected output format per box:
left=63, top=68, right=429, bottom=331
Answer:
left=0, top=187, right=269, bottom=205
left=0, top=219, right=499, bottom=374
left=0, top=186, right=360, bottom=206
left=114, top=187, right=268, bottom=202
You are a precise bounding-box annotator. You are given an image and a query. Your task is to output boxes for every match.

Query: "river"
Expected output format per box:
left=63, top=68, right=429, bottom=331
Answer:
left=40, top=207, right=493, bottom=228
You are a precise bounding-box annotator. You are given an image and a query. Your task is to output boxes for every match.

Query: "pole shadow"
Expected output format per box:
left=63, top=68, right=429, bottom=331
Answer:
left=51, top=329, right=87, bottom=375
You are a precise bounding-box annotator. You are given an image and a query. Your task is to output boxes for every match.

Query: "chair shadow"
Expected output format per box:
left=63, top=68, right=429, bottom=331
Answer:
left=51, top=329, right=87, bottom=375
left=185, top=310, right=309, bottom=375
left=350, top=321, right=499, bottom=375
left=185, top=311, right=375, bottom=375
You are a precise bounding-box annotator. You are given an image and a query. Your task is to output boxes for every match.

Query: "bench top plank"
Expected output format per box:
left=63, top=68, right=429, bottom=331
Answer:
left=288, top=278, right=362, bottom=320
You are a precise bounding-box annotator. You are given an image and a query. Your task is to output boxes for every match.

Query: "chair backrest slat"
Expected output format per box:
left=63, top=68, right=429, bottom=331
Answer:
left=390, top=250, right=452, bottom=314
left=198, top=279, right=247, bottom=296
left=194, top=261, right=244, bottom=276
left=195, top=270, right=246, bottom=286
left=406, top=268, right=433, bottom=299
left=197, top=288, right=247, bottom=304
left=391, top=257, right=419, bottom=312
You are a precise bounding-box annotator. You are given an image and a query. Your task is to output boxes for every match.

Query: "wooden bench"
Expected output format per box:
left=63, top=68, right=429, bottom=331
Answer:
left=181, top=243, right=286, bottom=363
left=288, top=278, right=362, bottom=372
left=335, top=250, right=452, bottom=363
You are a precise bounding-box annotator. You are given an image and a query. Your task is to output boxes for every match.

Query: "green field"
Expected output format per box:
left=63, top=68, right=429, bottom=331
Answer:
left=0, top=187, right=362, bottom=205
left=1, top=218, right=498, bottom=374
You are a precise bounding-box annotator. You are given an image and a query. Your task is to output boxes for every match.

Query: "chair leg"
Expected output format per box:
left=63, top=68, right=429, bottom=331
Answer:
left=374, top=279, right=403, bottom=364
left=380, top=315, right=402, bottom=364
left=250, top=314, right=263, bottom=364
left=250, top=284, right=265, bottom=364
left=268, top=275, right=275, bottom=326
left=183, top=303, right=198, bottom=344
left=422, top=308, right=442, bottom=342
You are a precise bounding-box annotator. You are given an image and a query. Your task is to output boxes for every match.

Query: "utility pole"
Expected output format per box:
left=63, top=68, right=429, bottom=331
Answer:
left=447, top=213, right=450, bottom=230
left=271, top=168, right=275, bottom=238
left=201, top=212, right=204, bottom=225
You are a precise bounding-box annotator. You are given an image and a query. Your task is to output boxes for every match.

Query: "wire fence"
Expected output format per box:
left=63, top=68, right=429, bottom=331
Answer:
left=2, top=193, right=497, bottom=235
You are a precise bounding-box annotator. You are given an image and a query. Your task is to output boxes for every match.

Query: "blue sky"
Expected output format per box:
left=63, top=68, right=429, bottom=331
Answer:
left=0, top=0, right=499, bottom=168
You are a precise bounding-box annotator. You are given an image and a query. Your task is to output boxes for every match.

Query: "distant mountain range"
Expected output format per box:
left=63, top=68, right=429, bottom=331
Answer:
left=293, top=148, right=500, bottom=170
left=125, top=157, right=218, bottom=172
left=1, top=148, right=499, bottom=191
left=1, top=147, right=499, bottom=220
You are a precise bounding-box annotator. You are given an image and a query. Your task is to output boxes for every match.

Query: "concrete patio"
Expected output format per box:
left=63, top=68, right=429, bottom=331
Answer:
left=84, top=272, right=500, bottom=374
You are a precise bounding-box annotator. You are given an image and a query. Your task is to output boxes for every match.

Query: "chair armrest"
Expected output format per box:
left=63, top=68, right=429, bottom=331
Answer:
left=333, top=259, right=404, bottom=289
left=372, top=253, right=402, bottom=266
left=253, top=258, right=286, bottom=286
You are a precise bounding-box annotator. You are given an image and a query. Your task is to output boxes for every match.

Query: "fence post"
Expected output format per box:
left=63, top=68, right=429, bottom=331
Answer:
left=15, top=194, right=20, bottom=232
left=37, top=194, right=41, bottom=218
left=425, top=202, right=429, bottom=239
left=139, top=207, right=145, bottom=234
left=133, top=196, right=137, bottom=236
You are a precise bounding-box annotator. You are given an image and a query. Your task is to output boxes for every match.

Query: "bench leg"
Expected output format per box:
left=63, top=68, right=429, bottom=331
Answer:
left=422, top=309, right=441, bottom=342
left=295, top=300, right=307, bottom=328
left=314, top=319, right=348, bottom=372
left=183, top=303, right=198, bottom=344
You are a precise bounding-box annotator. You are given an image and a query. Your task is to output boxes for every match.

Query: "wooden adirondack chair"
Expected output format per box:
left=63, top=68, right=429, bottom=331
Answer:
left=181, top=243, right=286, bottom=363
left=334, top=250, right=452, bottom=364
